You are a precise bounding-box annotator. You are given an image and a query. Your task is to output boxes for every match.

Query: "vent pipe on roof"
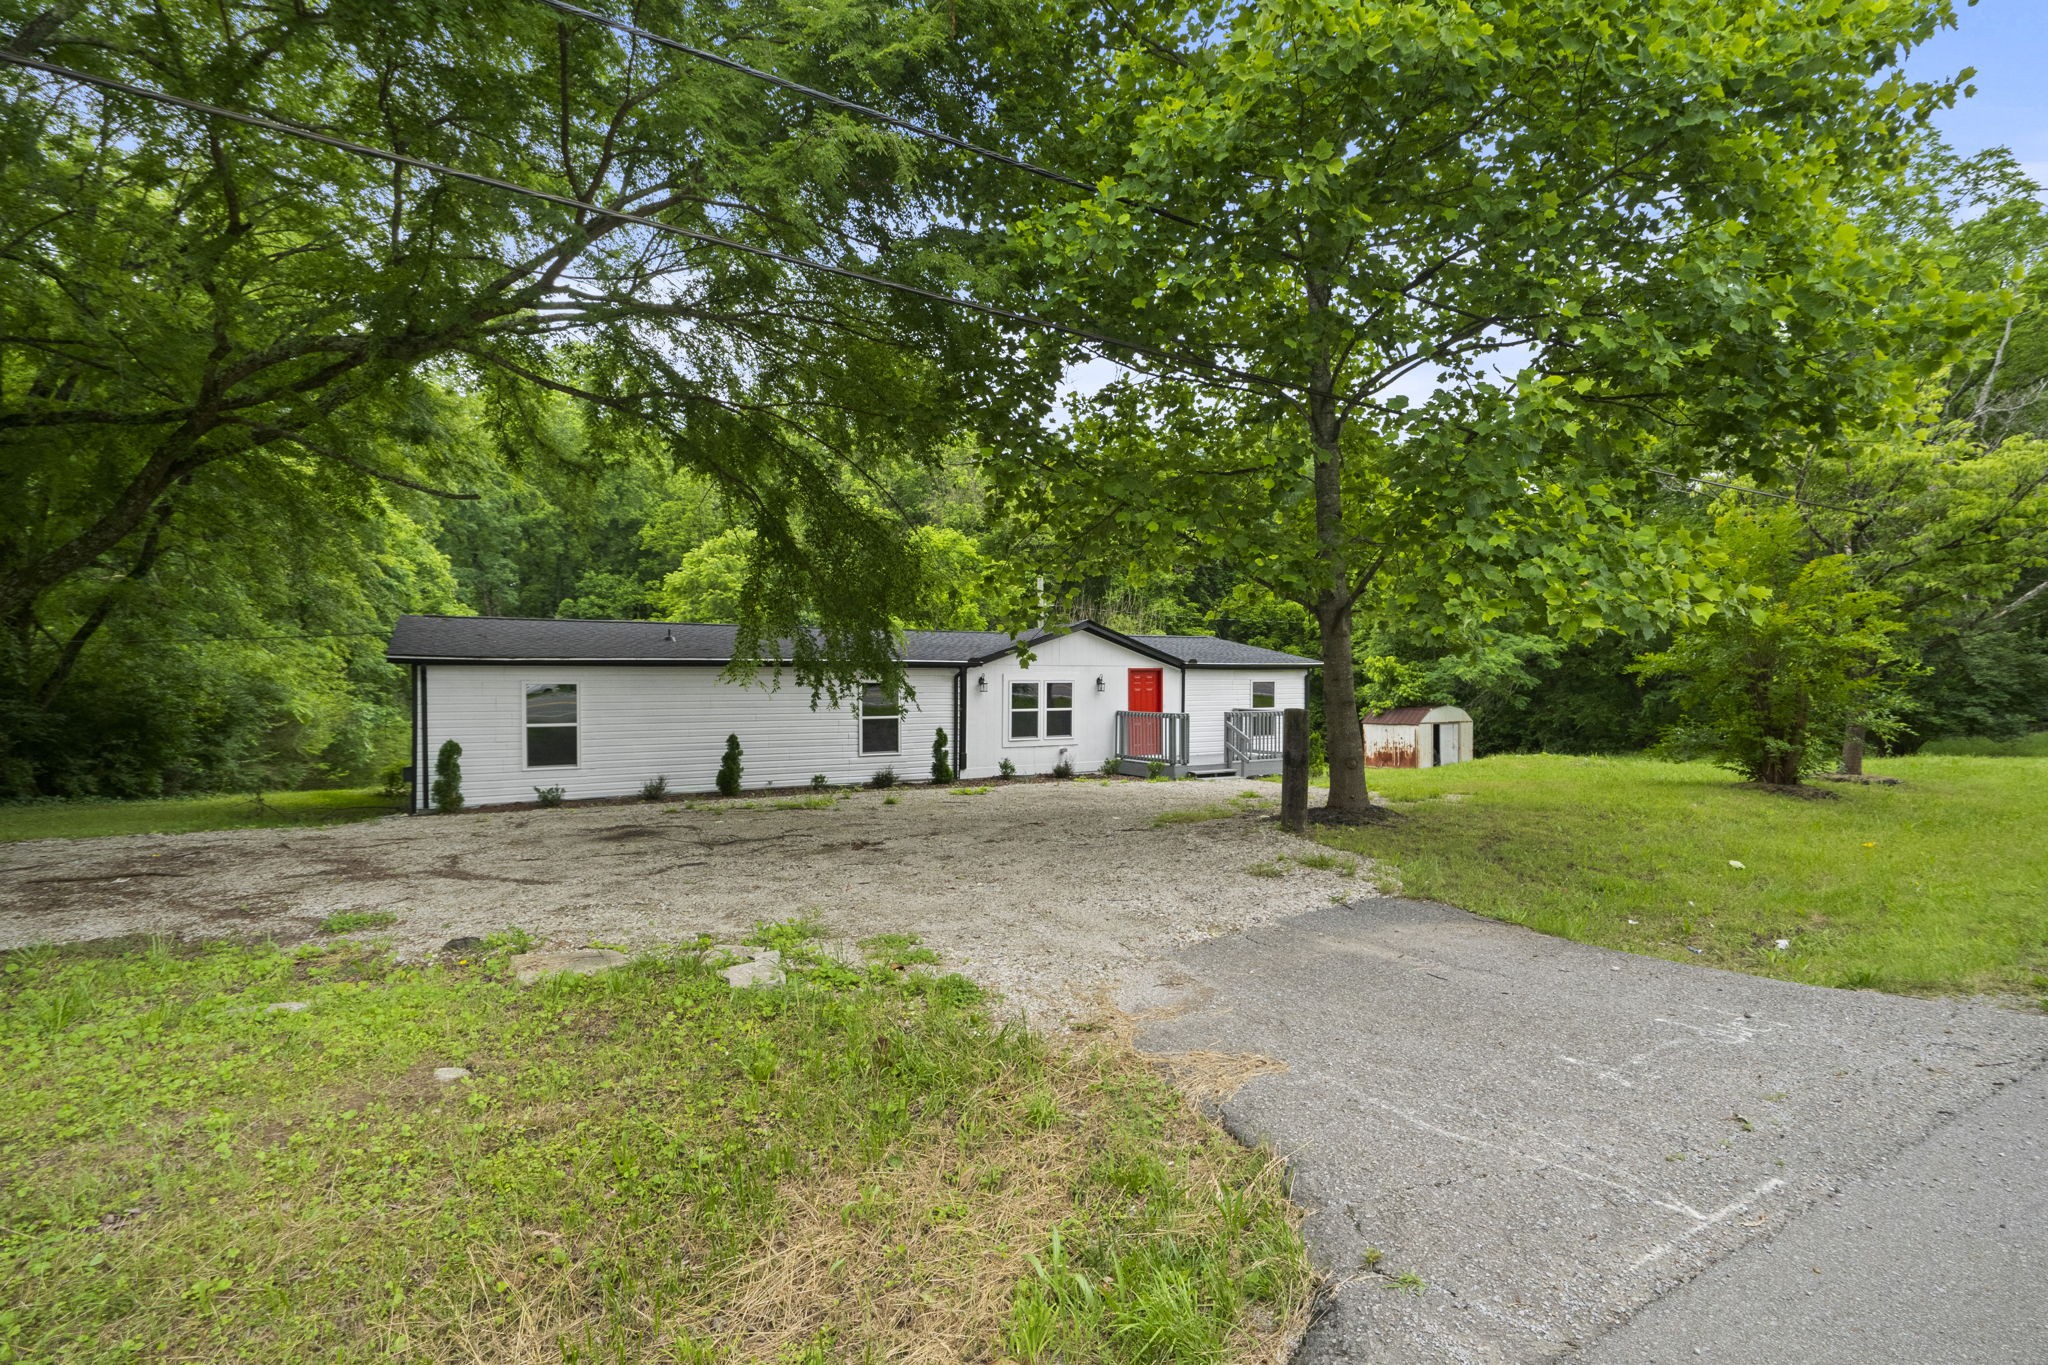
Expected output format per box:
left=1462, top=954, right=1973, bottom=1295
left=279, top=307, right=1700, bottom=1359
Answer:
left=663, top=628, right=675, bottom=643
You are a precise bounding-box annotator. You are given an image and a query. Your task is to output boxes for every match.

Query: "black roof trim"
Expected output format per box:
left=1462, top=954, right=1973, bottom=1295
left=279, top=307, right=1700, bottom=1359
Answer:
left=386, top=614, right=1319, bottom=669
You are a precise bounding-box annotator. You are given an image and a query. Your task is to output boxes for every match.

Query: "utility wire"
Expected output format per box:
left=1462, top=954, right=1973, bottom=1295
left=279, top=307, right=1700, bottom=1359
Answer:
left=525, top=0, right=1210, bottom=233
left=108, top=629, right=391, bottom=646
left=0, top=54, right=1292, bottom=395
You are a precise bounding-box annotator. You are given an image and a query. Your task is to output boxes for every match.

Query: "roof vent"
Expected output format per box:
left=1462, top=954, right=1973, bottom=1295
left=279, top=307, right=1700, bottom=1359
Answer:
left=663, top=628, right=675, bottom=643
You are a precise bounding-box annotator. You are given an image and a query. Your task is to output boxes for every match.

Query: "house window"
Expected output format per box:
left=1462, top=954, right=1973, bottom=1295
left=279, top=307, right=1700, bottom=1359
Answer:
left=525, top=683, right=578, bottom=767
left=1046, top=681, right=1073, bottom=737
left=859, top=682, right=900, bottom=754
left=1252, top=680, right=1276, bottom=709
left=1011, top=682, right=1039, bottom=738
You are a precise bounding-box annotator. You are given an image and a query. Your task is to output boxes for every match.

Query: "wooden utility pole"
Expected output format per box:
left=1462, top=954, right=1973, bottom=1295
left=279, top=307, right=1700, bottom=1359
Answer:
left=1281, top=707, right=1309, bottom=833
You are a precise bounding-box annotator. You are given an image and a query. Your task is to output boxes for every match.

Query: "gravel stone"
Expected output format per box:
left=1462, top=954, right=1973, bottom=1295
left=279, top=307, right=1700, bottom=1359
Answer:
left=0, top=779, right=1361, bottom=1020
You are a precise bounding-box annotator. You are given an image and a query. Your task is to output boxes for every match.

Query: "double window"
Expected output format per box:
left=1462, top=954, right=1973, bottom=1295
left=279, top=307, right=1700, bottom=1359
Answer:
left=859, top=682, right=900, bottom=754
left=1009, top=681, right=1074, bottom=740
left=1252, top=680, right=1276, bottom=709
left=525, top=683, right=578, bottom=767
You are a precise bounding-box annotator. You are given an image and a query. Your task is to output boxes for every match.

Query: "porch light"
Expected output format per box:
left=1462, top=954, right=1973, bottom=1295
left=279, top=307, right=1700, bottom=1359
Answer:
left=1095, top=674, right=1106, bottom=691
left=976, top=673, right=987, bottom=692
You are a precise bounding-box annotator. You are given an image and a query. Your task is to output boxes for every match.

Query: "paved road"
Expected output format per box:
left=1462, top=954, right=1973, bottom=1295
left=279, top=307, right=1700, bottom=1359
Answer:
left=1128, top=898, right=2048, bottom=1363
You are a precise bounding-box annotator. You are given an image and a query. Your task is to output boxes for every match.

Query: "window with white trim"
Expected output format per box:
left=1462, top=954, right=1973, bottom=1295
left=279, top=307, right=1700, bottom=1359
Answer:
left=1010, top=681, right=1039, bottom=738
left=1251, top=680, right=1276, bottom=709
left=859, top=682, right=900, bottom=754
left=1046, top=681, right=1074, bottom=737
left=525, top=683, right=578, bottom=767
left=1009, top=680, right=1074, bottom=741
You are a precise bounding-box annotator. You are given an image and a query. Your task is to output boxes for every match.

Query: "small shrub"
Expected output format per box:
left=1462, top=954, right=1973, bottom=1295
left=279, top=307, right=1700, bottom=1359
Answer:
left=931, top=728, right=954, bottom=784
left=431, top=739, right=463, bottom=813
left=641, top=775, right=668, bottom=802
left=869, top=767, right=898, bottom=789
left=318, top=910, right=397, bottom=935
left=1145, top=758, right=1167, bottom=780
left=999, top=758, right=1017, bottom=779
left=1098, top=756, right=1120, bottom=777
left=378, top=763, right=408, bottom=799
left=1051, top=758, right=1074, bottom=780
left=810, top=773, right=829, bottom=790
left=533, top=785, right=565, bottom=807
left=883, top=794, right=900, bottom=806
left=716, top=734, right=744, bottom=796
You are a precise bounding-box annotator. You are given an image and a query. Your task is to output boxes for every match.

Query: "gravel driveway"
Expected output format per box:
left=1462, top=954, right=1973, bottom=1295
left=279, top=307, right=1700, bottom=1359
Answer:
left=0, top=778, right=1357, bottom=1018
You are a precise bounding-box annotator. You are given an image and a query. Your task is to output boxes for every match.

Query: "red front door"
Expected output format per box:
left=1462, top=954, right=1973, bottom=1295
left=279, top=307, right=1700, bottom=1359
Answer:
left=1127, top=668, right=1165, bottom=758
left=1128, top=668, right=1163, bottom=713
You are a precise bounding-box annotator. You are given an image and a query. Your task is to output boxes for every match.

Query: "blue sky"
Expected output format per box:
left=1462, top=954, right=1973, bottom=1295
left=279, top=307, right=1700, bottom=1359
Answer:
left=1906, top=0, right=2048, bottom=182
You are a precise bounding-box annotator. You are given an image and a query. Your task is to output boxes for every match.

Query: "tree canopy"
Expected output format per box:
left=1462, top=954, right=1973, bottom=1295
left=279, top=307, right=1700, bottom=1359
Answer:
left=993, top=0, right=1980, bottom=814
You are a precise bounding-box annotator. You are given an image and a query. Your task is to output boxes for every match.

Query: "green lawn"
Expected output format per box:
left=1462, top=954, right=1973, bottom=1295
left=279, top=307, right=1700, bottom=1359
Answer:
left=0, top=788, right=400, bottom=842
left=0, top=926, right=1310, bottom=1364
left=1313, top=754, right=2048, bottom=1003
left=1917, top=732, right=2048, bottom=757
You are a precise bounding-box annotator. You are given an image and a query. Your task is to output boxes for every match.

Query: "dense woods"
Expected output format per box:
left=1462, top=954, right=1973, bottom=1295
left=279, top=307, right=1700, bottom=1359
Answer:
left=3, top=0, right=2045, bottom=800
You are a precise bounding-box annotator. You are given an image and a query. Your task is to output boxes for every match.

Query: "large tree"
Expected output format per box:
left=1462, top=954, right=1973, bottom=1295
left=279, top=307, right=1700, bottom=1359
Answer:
left=999, top=0, right=1974, bottom=816
left=1, top=0, right=1058, bottom=730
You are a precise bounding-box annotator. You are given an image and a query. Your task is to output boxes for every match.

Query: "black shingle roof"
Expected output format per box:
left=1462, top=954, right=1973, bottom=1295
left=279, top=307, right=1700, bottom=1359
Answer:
left=386, top=616, right=1317, bottom=668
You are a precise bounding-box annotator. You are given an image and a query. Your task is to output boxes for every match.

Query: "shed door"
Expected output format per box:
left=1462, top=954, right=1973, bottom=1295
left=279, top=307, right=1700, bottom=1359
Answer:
left=1128, top=669, right=1163, bottom=713
left=1439, top=723, right=1461, bottom=765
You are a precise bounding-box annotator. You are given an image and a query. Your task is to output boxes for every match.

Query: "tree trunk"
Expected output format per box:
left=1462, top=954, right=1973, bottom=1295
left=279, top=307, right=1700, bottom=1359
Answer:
left=1306, top=361, right=1371, bottom=815
left=1839, top=720, right=1865, bottom=777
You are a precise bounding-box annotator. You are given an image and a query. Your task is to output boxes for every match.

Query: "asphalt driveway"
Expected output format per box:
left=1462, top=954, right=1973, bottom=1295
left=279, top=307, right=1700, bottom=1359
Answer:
left=1131, top=898, right=2048, bottom=1364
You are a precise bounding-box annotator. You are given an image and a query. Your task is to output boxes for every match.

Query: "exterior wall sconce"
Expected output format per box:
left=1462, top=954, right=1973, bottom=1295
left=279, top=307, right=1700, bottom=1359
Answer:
left=976, top=674, right=987, bottom=692
left=1095, top=674, right=1106, bottom=691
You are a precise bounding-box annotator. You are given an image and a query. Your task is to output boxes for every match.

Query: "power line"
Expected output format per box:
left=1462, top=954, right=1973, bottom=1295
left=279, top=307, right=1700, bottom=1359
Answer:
left=531, top=0, right=1307, bottom=273
left=109, top=629, right=392, bottom=646
left=527, top=0, right=1211, bottom=234
left=0, top=53, right=1293, bottom=395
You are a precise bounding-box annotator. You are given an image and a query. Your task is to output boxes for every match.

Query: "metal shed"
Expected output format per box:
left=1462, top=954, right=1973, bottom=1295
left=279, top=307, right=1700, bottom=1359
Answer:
left=1362, top=705, right=1475, bottom=769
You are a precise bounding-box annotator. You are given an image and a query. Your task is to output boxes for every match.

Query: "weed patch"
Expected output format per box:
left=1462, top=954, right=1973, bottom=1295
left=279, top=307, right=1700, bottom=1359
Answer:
left=313, top=910, right=397, bottom=935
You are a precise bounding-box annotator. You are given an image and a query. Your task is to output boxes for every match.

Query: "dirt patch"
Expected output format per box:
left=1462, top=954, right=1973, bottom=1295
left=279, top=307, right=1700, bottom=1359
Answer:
left=0, top=780, right=1376, bottom=1020
left=1738, top=781, right=1842, bottom=801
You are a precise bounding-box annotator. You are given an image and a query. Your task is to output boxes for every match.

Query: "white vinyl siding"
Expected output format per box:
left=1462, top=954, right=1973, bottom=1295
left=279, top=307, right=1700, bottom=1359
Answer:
left=417, top=664, right=955, bottom=808
left=1180, top=669, right=1306, bottom=766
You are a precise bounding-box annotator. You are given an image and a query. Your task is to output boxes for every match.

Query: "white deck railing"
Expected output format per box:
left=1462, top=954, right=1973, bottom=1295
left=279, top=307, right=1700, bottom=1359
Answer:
left=1115, top=710, right=1190, bottom=768
left=1224, top=708, right=1284, bottom=770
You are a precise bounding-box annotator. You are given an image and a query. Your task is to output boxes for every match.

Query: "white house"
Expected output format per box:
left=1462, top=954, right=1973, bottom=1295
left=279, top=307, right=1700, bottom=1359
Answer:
left=1362, top=705, right=1475, bottom=769
left=388, top=616, right=1318, bottom=810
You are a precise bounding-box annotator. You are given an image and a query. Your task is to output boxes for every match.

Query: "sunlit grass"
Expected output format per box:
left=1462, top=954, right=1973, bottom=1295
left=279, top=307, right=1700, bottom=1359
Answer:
left=1314, top=754, right=2048, bottom=1002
